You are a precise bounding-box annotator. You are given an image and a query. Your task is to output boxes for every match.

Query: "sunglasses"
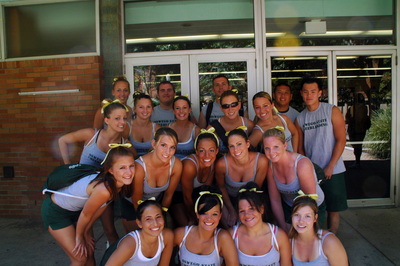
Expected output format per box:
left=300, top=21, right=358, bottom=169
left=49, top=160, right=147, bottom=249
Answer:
left=221, top=101, right=239, bottom=109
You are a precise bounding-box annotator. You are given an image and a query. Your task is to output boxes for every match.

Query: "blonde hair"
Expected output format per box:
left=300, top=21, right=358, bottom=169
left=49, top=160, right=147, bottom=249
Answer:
left=262, top=126, right=286, bottom=144
left=154, top=127, right=178, bottom=146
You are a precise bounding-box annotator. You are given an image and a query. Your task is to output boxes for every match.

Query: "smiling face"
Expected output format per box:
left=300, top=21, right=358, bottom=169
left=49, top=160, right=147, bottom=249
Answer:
left=108, top=155, right=136, bottom=188
left=112, top=81, right=130, bottom=105
left=253, top=96, right=274, bottom=121
left=228, top=134, right=250, bottom=160
left=104, top=107, right=128, bottom=133
left=137, top=204, right=165, bottom=237
left=221, top=95, right=241, bottom=120
left=197, top=204, right=222, bottom=231
left=196, top=138, right=218, bottom=167
left=152, top=135, right=177, bottom=163
left=292, top=205, right=318, bottom=234
left=263, top=135, right=287, bottom=163
left=238, top=199, right=263, bottom=228
left=157, top=83, right=175, bottom=106
left=134, top=98, right=153, bottom=120
left=173, top=99, right=191, bottom=121
left=273, top=85, right=292, bottom=109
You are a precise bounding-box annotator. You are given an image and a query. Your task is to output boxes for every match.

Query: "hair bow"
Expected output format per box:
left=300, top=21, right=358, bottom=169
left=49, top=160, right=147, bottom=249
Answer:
left=238, top=188, right=263, bottom=193
left=225, top=126, right=247, bottom=136
left=137, top=197, right=168, bottom=212
left=194, top=191, right=223, bottom=214
left=273, top=125, right=285, bottom=133
left=175, top=94, right=189, bottom=99
left=101, top=99, right=129, bottom=114
left=194, top=127, right=220, bottom=148
left=231, top=89, right=239, bottom=94
left=101, top=143, right=132, bottom=165
left=294, top=190, right=319, bottom=201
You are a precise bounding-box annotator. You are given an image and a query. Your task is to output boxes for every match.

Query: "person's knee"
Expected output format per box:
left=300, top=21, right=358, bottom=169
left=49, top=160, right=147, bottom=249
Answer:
left=69, top=254, right=88, bottom=266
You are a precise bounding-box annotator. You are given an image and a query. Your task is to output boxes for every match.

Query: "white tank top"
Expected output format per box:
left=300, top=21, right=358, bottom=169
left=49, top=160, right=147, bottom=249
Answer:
left=232, top=223, right=281, bottom=266
left=179, top=226, right=222, bottom=266
left=119, top=230, right=164, bottom=266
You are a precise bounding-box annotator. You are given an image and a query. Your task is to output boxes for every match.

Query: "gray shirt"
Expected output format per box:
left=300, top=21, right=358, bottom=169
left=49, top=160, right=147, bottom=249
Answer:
left=278, top=106, right=300, bottom=123
left=150, top=105, right=175, bottom=126
left=296, top=102, right=346, bottom=174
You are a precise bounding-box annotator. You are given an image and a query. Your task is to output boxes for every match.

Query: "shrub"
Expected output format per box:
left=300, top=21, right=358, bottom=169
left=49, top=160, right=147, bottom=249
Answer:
left=365, top=107, right=391, bottom=159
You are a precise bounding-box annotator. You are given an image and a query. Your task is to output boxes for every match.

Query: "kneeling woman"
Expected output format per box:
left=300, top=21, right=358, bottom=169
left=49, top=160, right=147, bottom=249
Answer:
left=41, top=145, right=135, bottom=265
left=122, top=127, right=183, bottom=232
left=106, top=199, right=174, bottom=266
left=263, top=127, right=325, bottom=233
left=229, top=182, right=292, bottom=266
left=290, top=196, right=348, bottom=266
left=174, top=186, right=239, bottom=266
left=216, top=127, right=268, bottom=227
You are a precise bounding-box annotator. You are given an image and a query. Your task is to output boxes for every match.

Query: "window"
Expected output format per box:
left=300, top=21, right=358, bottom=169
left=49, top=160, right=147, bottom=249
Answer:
left=124, top=0, right=255, bottom=53
left=265, top=0, right=395, bottom=47
left=5, top=0, right=97, bottom=58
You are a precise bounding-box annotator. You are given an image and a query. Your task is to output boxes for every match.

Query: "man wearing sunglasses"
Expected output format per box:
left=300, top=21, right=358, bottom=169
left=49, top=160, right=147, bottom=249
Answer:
left=198, top=74, right=248, bottom=128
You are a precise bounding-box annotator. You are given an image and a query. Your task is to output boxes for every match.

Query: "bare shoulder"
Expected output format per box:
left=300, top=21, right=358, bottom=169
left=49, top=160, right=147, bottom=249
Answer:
left=218, top=228, right=234, bottom=240
left=173, top=226, right=187, bottom=245
left=162, top=228, right=174, bottom=243
left=321, top=230, right=344, bottom=251
left=173, top=157, right=183, bottom=171
left=257, top=152, right=268, bottom=163
left=296, top=155, right=314, bottom=171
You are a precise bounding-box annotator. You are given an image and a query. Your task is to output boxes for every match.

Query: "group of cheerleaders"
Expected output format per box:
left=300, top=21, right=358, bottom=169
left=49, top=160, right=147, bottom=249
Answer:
left=42, top=76, right=348, bottom=265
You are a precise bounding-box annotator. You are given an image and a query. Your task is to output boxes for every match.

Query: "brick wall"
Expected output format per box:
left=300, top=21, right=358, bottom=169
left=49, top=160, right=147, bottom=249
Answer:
left=0, top=56, right=104, bottom=218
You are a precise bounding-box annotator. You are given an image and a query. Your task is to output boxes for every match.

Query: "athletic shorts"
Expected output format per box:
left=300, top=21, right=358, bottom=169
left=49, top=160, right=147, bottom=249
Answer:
left=41, top=195, right=81, bottom=230
left=320, top=172, right=348, bottom=212
left=283, top=200, right=326, bottom=228
left=120, top=197, right=137, bottom=221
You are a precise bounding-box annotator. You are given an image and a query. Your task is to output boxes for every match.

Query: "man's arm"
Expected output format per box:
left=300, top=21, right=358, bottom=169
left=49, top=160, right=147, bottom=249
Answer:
left=324, top=106, right=346, bottom=179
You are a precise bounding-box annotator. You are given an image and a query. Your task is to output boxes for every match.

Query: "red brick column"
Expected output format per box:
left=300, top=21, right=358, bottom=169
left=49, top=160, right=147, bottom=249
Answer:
left=0, top=56, right=104, bottom=218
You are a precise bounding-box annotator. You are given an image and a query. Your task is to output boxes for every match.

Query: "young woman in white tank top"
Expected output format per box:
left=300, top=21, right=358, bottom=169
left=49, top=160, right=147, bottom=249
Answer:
left=229, top=182, right=292, bottom=266
left=174, top=186, right=239, bottom=266
left=58, top=100, right=135, bottom=245
left=123, top=128, right=182, bottom=233
left=249, top=91, right=298, bottom=153
left=172, top=127, right=219, bottom=226
left=289, top=196, right=348, bottom=266
left=106, top=199, right=174, bottom=266
left=42, top=146, right=135, bottom=266
left=263, top=127, right=324, bottom=233
left=215, top=127, right=268, bottom=228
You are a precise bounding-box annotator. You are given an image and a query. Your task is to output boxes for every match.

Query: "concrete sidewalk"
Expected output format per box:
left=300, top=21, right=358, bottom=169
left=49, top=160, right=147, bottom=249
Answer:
left=0, top=207, right=399, bottom=266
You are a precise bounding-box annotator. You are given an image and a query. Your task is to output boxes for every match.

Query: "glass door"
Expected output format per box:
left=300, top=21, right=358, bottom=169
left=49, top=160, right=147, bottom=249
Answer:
left=190, top=53, right=257, bottom=119
left=125, top=55, right=190, bottom=108
left=125, top=52, right=257, bottom=120
left=267, top=50, right=395, bottom=207
left=334, top=51, right=395, bottom=207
